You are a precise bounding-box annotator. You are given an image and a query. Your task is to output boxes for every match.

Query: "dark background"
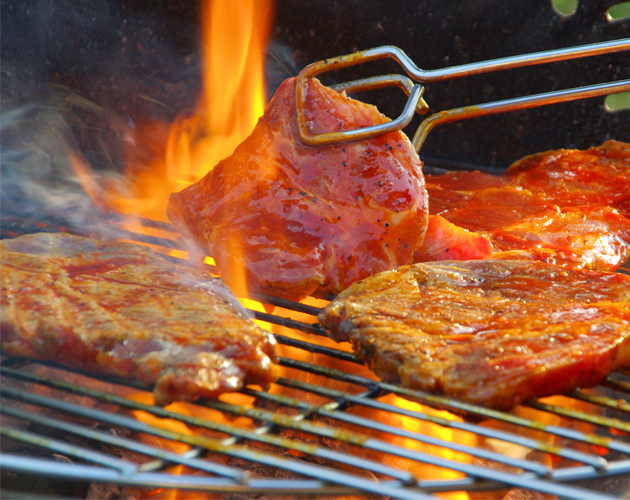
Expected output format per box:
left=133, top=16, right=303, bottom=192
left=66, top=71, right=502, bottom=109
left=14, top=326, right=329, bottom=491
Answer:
left=2, top=0, right=629, bottom=173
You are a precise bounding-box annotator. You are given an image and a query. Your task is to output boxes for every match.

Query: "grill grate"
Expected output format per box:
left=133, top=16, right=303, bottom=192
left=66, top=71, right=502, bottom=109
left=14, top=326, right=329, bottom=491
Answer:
left=2, top=213, right=630, bottom=499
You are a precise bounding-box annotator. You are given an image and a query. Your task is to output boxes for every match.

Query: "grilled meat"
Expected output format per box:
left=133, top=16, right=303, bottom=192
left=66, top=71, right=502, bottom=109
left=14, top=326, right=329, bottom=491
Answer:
left=318, top=259, right=630, bottom=411
left=412, top=215, right=493, bottom=262
left=422, top=141, right=630, bottom=271
left=489, top=205, right=630, bottom=270
left=167, top=77, right=428, bottom=301
left=0, top=233, right=278, bottom=406
left=506, top=140, right=630, bottom=218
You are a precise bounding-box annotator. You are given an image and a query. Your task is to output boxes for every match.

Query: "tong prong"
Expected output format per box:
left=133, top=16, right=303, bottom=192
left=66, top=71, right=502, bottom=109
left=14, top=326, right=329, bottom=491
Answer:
left=412, top=78, right=630, bottom=152
left=329, top=73, right=429, bottom=116
left=298, top=73, right=427, bottom=146
left=295, top=39, right=630, bottom=151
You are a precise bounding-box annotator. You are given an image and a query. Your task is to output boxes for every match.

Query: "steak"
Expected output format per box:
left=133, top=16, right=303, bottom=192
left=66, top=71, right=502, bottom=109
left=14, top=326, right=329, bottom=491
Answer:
left=0, top=232, right=278, bottom=406
left=167, top=76, right=428, bottom=301
left=318, top=259, right=630, bottom=411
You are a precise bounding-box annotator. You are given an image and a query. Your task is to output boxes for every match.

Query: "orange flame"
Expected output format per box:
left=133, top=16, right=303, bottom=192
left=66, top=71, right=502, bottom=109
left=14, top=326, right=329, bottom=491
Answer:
left=167, top=0, right=272, bottom=193
left=73, top=0, right=272, bottom=223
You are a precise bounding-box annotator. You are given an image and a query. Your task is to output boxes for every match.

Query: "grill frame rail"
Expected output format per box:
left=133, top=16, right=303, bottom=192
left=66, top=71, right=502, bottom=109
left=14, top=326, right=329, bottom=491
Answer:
left=2, top=216, right=630, bottom=499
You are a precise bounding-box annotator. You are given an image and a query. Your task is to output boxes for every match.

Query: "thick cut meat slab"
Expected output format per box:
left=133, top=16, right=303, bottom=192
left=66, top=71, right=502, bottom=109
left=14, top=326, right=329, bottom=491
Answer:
left=0, top=233, right=278, bottom=406
left=318, top=260, right=630, bottom=411
left=489, top=206, right=630, bottom=270
left=423, top=170, right=509, bottom=216
left=425, top=182, right=630, bottom=271
left=168, top=77, right=428, bottom=301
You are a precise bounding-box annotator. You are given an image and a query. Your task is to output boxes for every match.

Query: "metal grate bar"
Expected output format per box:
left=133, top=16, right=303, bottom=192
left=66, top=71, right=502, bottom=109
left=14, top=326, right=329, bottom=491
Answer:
left=0, top=425, right=137, bottom=475
left=248, top=293, right=325, bottom=316
left=138, top=447, right=205, bottom=473
left=207, top=393, right=552, bottom=476
left=0, top=454, right=379, bottom=496
left=130, top=217, right=179, bottom=232
left=2, top=379, right=410, bottom=487
left=5, top=356, right=630, bottom=498
left=546, top=460, right=630, bottom=483
left=0, top=405, right=245, bottom=481
left=569, top=389, right=630, bottom=416
left=0, top=214, right=183, bottom=251
left=604, top=375, right=630, bottom=394
left=1, top=376, right=619, bottom=500
left=281, top=358, right=630, bottom=469
left=525, top=399, right=630, bottom=452
left=272, top=373, right=608, bottom=469
left=272, top=333, right=360, bottom=363
left=0, top=367, right=437, bottom=500
left=252, top=310, right=327, bottom=336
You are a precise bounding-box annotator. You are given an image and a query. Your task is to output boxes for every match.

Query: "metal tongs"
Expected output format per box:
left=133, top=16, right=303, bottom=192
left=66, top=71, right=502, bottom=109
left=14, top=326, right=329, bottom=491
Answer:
left=295, top=39, right=630, bottom=152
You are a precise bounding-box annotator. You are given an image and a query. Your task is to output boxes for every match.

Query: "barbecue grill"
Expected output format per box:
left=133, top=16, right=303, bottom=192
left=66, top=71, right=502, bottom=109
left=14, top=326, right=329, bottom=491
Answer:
left=2, top=1, right=630, bottom=499
left=3, top=205, right=630, bottom=500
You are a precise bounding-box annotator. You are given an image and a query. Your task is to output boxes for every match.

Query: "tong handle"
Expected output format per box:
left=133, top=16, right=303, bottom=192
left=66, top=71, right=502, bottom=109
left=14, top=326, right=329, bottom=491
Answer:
left=295, top=39, right=630, bottom=151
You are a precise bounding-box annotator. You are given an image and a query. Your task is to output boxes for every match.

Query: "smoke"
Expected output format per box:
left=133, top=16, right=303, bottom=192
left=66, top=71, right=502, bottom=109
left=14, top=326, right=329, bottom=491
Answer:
left=0, top=1, right=301, bottom=230
left=1, top=79, right=128, bottom=227
left=0, top=0, right=203, bottom=231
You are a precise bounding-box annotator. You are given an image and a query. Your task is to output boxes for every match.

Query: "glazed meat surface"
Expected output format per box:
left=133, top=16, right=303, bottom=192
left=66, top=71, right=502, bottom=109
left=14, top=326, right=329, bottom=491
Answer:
left=506, top=139, right=630, bottom=218
left=488, top=206, right=630, bottom=270
left=319, top=259, right=630, bottom=411
left=412, top=215, right=493, bottom=263
left=422, top=141, right=630, bottom=271
left=0, top=233, right=278, bottom=406
left=168, top=77, right=428, bottom=301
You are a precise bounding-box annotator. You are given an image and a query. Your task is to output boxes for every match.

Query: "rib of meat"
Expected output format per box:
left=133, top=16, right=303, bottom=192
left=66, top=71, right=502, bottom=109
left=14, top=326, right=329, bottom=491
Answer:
left=0, top=232, right=278, bottom=406
left=167, top=77, right=428, bottom=301
left=318, top=259, right=630, bottom=411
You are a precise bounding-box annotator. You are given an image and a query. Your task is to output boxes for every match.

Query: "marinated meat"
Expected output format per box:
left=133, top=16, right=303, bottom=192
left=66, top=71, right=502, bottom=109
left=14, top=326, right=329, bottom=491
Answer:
left=426, top=181, right=630, bottom=270
left=421, top=141, right=630, bottom=271
left=424, top=183, right=557, bottom=232
left=318, top=259, right=630, bottom=411
left=423, top=181, right=630, bottom=271
left=413, top=215, right=493, bottom=262
left=424, top=170, right=509, bottom=216
left=0, top=232, right=278, bottom=406
left=167, top=77, right=428, bottom=301
left=506, top=140, right=630, bottom=218
left=489, top=206, right=630, bottom=270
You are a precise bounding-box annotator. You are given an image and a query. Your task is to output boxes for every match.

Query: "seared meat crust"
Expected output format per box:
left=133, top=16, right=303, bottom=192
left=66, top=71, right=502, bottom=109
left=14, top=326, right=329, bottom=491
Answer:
left=319, top=259, right=630, bottom=411
left=0, top=233, right=278, bottom=405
